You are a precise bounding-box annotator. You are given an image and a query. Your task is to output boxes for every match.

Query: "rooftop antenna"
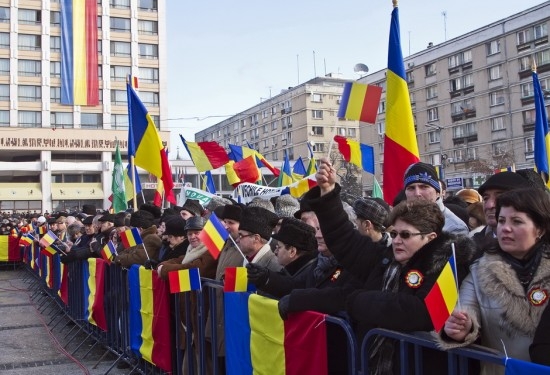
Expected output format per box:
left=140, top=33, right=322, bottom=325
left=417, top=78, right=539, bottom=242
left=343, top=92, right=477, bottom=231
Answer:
left=313, top=50, right=317, bottom=78
left=442, top=11, right=447, bottom=41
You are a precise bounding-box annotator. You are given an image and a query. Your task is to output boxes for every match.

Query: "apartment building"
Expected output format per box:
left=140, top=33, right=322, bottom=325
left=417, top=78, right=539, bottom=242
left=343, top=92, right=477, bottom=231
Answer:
left=195, top=75, right=361, bottom=168
left=0, top=0, right=168, bottom=213
left=361, top=1, right=550, bottom=193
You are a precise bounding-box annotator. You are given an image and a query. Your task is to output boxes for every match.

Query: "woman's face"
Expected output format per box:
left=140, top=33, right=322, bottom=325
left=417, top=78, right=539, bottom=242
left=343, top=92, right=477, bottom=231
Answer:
left=391, top=219, right=434, bottom=265
left=497, top=206, right=541, bottom=259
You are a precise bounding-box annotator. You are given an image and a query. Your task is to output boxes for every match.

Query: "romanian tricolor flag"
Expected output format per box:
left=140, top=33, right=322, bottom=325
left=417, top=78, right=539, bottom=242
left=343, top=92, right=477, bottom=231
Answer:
left=225, top=293, right=328, bottom=375
left=41, top=246, right=58, bottom=257
left=83, top=258, right=107, bottom=331
left=225, top=156, right=261, bottom=187
left=19, top=234, right=35, bottom=246
left=168, top=268, right=201, bottom=293
left=280, top=174, right=318, bottom=198
left=382, top=4, right=420, bottom=204
left=337, top=81, right=382, bottom=124
left=224, top=267, right=250, bottom=292
left=278, top=152, right=294, bottom=187
left=306, top=142, right=317, bottom=175
left=128, top=265, right=172, bottom=373
left=292, top=157, right=307, bottom=181
left=533, top=65, right=550, bottom=187
left=198, top=213, right=229, bottom=260
left=39, top=230, right=59, bottom=248
left=100, top=241, right=117, bottom=264
left=181, top=136, right=230, bottom=172
left=120, top=227, right=143, bottom=249
left=334, top=135, right=375, bottom=174
left=424, top=255, right=458, bottom=332
left=60, top=0, right=99, bottom=106
left=0, top=235, right=22, bottom=262
left=127, top=84, right=176, bottom=204
left=202, top=170, right=217, bottom=194
left=228, top=144, right=280, bottom=177
left=58, top=262, right=69, bottom=306
left=38, top=226, right=48, bottom=235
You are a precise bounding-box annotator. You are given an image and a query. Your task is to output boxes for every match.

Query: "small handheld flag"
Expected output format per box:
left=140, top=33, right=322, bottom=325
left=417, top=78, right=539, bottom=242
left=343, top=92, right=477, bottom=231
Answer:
left=198, top=213, right=229, bottom=260
left=19, top=234, right=35, bottom=246
left=337, top=81, right=382, bottom=124
left=39, top=230, right=59, bottom=248
left=38, top=226, right=48, bottom=235
left=100, top=241, right=117, bottom=264
left=168, top=268, right=201, bottom=293
left=224, top=267, right=250, bottom=292
left=120, top=228, right=143, bottom=249
left=424, top=255, right=459, bottom=332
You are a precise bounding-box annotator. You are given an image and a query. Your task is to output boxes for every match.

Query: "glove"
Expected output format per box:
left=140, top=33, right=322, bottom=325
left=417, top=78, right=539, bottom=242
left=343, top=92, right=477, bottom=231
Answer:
left=278, top=295, right=290, bottom=320
left=246, top=263, right=270, bottom=287
left=144, top=259, right=159, bottom=270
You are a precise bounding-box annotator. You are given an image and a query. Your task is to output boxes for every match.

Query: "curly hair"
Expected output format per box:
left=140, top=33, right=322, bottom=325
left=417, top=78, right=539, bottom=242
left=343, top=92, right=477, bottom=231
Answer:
left=388, top=199, right=444, bottom=235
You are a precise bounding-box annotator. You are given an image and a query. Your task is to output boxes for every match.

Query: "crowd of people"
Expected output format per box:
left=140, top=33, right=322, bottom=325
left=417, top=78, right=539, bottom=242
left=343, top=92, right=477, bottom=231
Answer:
left=7, top=158, right=550, bottom=375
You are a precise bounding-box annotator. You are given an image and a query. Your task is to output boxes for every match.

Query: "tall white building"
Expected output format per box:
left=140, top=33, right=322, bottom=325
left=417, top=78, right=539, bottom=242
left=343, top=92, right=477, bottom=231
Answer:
left=0, top=0, right=168, bottom=213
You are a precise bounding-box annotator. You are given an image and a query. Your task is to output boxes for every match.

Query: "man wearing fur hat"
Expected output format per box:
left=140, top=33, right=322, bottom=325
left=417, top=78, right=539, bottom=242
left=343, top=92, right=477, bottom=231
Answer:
left=114, top=210, right=161, bottom=268
left=177, top=199, right=204, bottom=220
left=403, top=162, right=469, bottom=235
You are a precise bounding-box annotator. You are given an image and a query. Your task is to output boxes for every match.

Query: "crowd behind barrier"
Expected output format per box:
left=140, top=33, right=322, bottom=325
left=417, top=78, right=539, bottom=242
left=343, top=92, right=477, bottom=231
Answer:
left=4, top=239, right=522, bottom=375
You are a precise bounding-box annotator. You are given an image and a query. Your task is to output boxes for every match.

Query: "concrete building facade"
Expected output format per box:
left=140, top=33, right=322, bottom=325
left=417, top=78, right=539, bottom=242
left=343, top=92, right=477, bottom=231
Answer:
left=0, top=0, right=168, bottom=213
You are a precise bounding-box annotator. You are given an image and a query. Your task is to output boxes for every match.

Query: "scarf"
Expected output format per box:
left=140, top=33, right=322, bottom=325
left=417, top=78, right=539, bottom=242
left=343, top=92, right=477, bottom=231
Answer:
left=498, top=241, right=544, bottom=292
left=313, top=253, right=338, bottom=282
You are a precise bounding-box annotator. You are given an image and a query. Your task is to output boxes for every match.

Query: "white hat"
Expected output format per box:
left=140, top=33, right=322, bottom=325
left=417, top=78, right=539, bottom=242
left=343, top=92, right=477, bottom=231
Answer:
left=37, top=216, right=46, bottom=224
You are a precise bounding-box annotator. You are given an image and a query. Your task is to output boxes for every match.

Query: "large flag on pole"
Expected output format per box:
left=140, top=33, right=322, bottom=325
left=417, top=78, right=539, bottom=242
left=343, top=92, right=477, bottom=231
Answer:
left=334, top=135, right=375, bottom=174
left=112, top=142, right=127, bottom=213
left=533, top=64, right=550, bottom=187
left=127, top=84, right=176, bottom=204
left=277, top=152, right=293, bottom=187
left=181, top=136, right=230, bottom=172
left=306, top=142, right=317, bottom=175
left=383, top=3, right=420, bottom=204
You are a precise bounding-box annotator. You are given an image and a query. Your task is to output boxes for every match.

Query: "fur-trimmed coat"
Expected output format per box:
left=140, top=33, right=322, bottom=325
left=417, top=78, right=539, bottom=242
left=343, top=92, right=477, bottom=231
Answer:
left=436, top=248, right=550, bottom=375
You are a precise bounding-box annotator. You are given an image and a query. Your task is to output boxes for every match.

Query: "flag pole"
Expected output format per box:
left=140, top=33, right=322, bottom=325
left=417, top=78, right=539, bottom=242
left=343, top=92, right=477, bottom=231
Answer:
left=228, top=236, right=249, bottom=264
left=131, top=156, right=138, bottom=210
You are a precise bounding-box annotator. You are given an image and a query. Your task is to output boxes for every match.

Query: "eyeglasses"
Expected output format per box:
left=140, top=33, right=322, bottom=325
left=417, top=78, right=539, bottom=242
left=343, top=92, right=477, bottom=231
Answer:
left=389, top=230, right=429, bottom=239
left=238, top=233, right=255, bottom=239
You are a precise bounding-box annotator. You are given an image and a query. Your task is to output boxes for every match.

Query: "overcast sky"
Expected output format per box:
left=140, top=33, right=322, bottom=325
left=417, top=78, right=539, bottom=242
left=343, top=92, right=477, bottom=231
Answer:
left=164, top=0, right=546, bottom=159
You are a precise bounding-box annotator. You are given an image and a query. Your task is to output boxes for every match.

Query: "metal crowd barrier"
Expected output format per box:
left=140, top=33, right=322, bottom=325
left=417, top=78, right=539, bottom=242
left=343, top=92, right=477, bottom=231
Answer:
left=16, top=245, right=520, bottom=375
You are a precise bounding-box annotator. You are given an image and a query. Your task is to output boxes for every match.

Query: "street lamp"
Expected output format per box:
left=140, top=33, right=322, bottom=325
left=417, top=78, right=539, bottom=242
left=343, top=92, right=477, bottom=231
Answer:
left=425, top=123, right=445, bottom=179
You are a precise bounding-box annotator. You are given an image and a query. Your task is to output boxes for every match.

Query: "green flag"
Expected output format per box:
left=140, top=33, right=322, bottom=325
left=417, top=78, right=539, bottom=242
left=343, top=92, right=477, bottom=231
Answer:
left=372, top=177, right=383, bottom=199
left=112, top=143, right=127, bottom=213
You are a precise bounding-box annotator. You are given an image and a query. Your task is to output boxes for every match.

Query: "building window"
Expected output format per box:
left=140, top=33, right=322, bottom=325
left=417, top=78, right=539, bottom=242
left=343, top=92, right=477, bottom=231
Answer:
left=427, top=107, right=439, bottom=122
left=110, top=41, right=131, bottom=57
left=311, top=126, right=323, bottom=136
left=19, top=111, right=41, bottom=128
left=50, top=36, right=61, bottom=53
left=425, top=63, right=436, bottom=76
left=521, top=82, right=534, bottom=98
left=406, top=71, right=414, bottom=83
left=489, top=90, right=505, bottom=106
left=110, top=65, right=131, bottom=81
left=377, top=122, right=385, bottom=135
left=311, top=93, right=322, bottom=102
left=0, top=84, right=8, bottom=101
left=81, top=113, right=102, bottom=129
left=486, top=40, right=500, bottom=55
left=0, top=32, right=8, bottom=49
left=139, top=43, right=158, bottom=59
left=111, top=90, right=127, bottom=105
left=453, top=122, right=476, bottom=138
left=378, top=101, right=385, bottom=114
left=111, top=114, right=129, bottom=130
left=138, top=20, right=158, bottom=35
left=519, top=49, right=550, bottom=72
left=139, top=91, right=159, bottom=106
left=312, top=142, right=325, bottom=153
left=488, top=65, right=501, bottom=81
left=523, top=109, right=536, bottom=124
left=51, top=112, right=74, bottom=129
left=428, top=130, right=440, bottom=144
left=18, top=85, right=41, bottom=101
left=535, top=23, right=548, bottom=39
left=50, top=61, right=61, bottom=78
left=0, top=58, right=8, bottom=76
left=50, top=11, right=60, bottom=26
left=517, top=23, right=548, bottom=44
left=526, top=137, right=535, bottom=157
left=271, top=121, right=277, bottom=131
left=491, top=116, right=505, bottom=131
left=139, top=0, right=158, bottom=11
left=0, top=110, right=8, bottom=127
left=448, top=50, right=472, bottom=68
left=492, top=142, right=507, bottom=156
left=50, top=86, right=61, bottom=103
left=348, top=128, right=357, bottom=137
left=18, top=9, right=41, bottom=25
left=0, top=7, right=9, bottom=23
left=18, top=60, right=41, bottom=77
left=426, top=85, right=437, bottom=99
left=18, top=34, right=41, bottom=51
left=312, top=110, right=323, bottom=119
left=110, top=0, right=130, bottom=9
left=110, top=17, right=131, bottom=32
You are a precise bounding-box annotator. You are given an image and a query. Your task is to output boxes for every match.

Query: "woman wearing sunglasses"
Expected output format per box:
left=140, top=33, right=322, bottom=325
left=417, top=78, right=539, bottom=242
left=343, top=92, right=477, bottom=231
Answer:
left=278, top=157, right=476, bottom=375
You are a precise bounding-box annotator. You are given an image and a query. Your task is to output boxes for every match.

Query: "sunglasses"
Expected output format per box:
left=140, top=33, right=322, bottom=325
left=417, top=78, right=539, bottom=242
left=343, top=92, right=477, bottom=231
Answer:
left=389, top=230, right=429, bottom=239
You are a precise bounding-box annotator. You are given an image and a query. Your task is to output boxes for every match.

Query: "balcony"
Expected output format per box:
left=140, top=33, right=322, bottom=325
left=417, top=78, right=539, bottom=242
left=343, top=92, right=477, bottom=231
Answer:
left=452, top=132, right=478, bottom=145
left=519, top=61, right=550, bottom=79
left=523, top=121, right=535, bottom=132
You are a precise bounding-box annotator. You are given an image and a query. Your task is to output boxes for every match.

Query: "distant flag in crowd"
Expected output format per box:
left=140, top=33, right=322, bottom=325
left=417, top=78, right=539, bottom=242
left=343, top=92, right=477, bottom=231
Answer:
left=127, top=83, right=175, bottom=204
left=533, top=64, right=550, bottom=187
left=38, top=226, right=48, bottom=235
left=120, top=228, right=143, bottom=249
left=494, top=165, right=516, bottom=174
left=228, top=144, right=281, bottom=177
left=153, top=176, right=165, bottom=207
left=337, top=81, right=383, bottom=124
left=128, top=74, right=139, bottom=89
left=281, top=174, right=318, bottom=198
left=181, top=136, right=230, bottom=172
left=292, top=157, right=307, bottom=181
left=39, top=230, right=59, bottom=249
left=100, top=241, right=117, bottom=264
left=199, top=213, right=229, bottom=260
left=168, top=268, right=202, bottom=294
left=383, top=4, right=420, bottom=204
left=124, top=163, right=142, bottom=201
left=224, top=267, right=250, bottom=292
left=424, top=255, right=459, bottom=332
left=83, top=258, right=107, bottom=331
left=202, top=170, right=217, bottom=194
left=60, top=0, right=99, bottom=106
left=225, top=156, right=261, bottom=187
left=372, top=177, right=384, bottom=199
left=306, top=142, right=317, bottom=175
left=334, top=135, right=375, bottom=174
left=41, top=246, right=58, bottom=257
left=277, top=152, right=293, bottom=187
left=112, top=143, right=128, bottom=213
left=19, top=234, right=35, bottom=246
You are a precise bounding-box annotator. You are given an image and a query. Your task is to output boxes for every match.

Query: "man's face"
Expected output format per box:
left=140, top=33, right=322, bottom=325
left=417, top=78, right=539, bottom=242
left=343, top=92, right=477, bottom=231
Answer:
left=300, top=211, right=330, bottom=257
left=405, top=183, right=439, bottom=202
left=482, top=188, right=505, bottom=229
left=223, top=219, right=240, bottom=239
left=84, top=224, right=95, bottom=235
left=100, top=221, right=113, bottom=232
left=180, top=210, right=194, bottom=220
left=187, top=229, right=202, bottom=248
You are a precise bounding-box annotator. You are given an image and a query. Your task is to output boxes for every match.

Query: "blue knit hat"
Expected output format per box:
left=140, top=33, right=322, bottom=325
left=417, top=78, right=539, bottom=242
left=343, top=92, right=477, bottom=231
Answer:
left=403, top=162, right=440, bottom=192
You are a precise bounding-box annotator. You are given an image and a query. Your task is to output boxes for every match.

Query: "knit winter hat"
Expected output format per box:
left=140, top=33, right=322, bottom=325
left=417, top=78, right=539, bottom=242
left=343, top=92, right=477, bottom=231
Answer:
left=272, top=217, right=317, bottom=252
left=403, top=162, right=441, bottom=192
left=239, top=206, right=278, bottom=240
left=477, top=171, right=529, bottom=196
left=353, top=198, right=389, bottom=228
left=130, top=210, right=154, bottom=229
left=275, top=195, right=300, bottom=219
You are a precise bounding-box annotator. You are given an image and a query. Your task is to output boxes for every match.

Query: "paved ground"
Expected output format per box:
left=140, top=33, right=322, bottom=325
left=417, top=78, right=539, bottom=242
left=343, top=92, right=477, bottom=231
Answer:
left=0, top=265, right=131, bottom=375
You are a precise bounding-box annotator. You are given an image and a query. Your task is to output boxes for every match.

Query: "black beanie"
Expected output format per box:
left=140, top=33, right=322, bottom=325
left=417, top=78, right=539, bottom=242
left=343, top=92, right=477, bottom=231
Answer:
left=130, top=210, right=154, bottom=229
left=272, top=217, right=317, bottom=252
left=403, top=162, right=440, bottom=192
left=239, top=206, right=278, bottom=240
